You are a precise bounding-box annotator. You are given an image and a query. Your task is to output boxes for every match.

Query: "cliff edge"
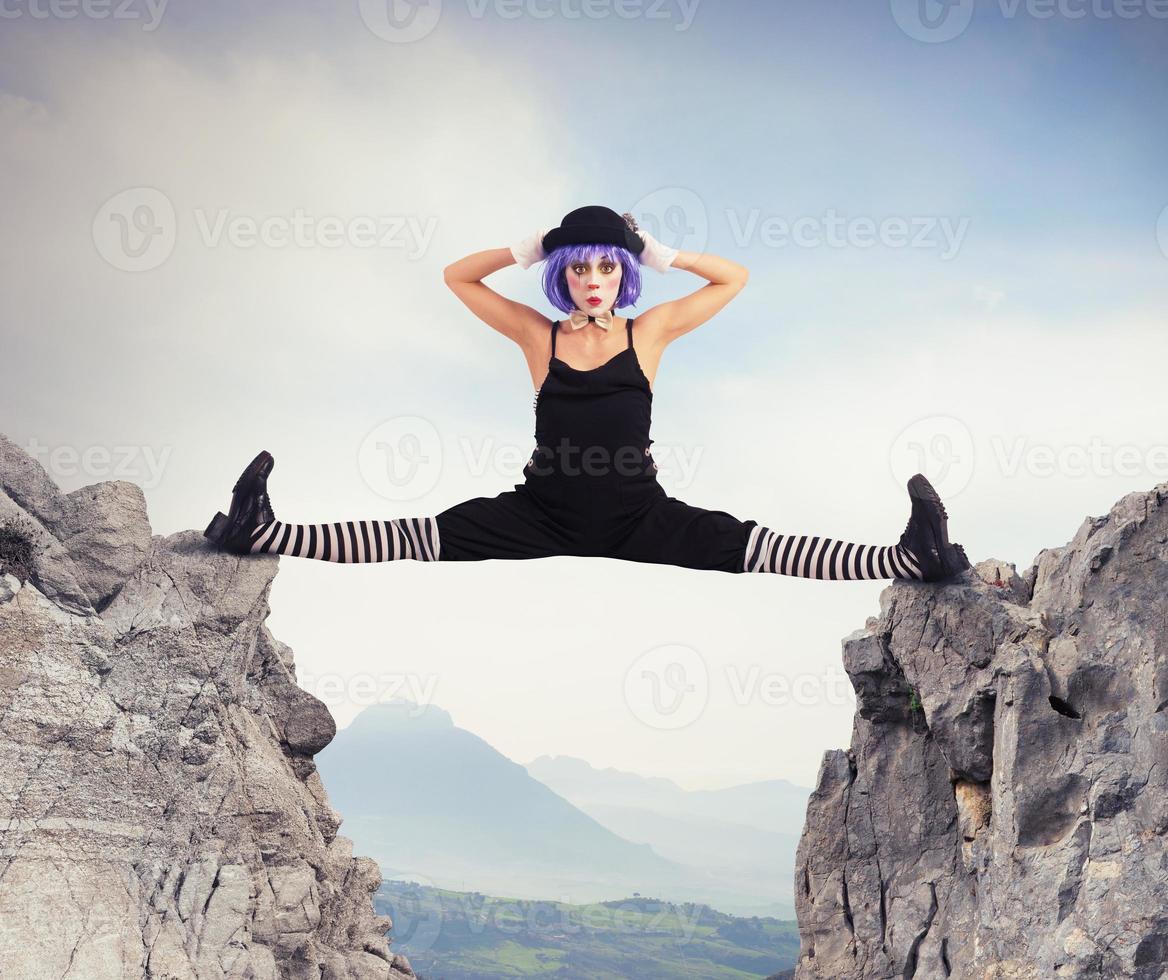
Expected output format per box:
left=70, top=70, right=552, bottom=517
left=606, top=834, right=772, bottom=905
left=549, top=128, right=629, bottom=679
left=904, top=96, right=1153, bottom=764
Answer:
left=795, top=480, right=1168, bottom=978
left=0, top=433, right=414, bottom=980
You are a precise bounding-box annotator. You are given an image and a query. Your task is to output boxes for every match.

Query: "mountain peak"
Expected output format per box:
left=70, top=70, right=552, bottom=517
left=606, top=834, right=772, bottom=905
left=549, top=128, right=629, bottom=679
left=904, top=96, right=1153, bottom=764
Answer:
left=348, top=700, right=455, bottom=734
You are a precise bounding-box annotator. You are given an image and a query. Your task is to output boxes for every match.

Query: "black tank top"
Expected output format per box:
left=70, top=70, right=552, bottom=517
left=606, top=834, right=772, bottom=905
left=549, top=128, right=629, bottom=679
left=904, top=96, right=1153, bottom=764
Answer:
left=527, top=317, right=657, bottom=482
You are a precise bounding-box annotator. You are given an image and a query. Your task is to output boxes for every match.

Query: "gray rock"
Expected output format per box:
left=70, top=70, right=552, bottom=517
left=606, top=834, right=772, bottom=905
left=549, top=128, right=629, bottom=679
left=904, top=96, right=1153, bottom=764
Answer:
left=0, top=432, right=68, bottom=530
left=794, top=481, right=1168, bottom=979
left=0, top=435, right=414, bottom=979
left=54, top=479, right=154, bottom=612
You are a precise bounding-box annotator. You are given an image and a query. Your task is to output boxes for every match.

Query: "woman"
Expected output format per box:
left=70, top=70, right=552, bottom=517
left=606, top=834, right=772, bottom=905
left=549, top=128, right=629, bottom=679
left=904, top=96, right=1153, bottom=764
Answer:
left=205, top=205, right=970, bottom=582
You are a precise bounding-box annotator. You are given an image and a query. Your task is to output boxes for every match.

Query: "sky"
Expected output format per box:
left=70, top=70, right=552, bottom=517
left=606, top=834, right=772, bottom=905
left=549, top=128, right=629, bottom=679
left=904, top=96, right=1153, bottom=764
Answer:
left=1, top=0, right=1166, bottom=791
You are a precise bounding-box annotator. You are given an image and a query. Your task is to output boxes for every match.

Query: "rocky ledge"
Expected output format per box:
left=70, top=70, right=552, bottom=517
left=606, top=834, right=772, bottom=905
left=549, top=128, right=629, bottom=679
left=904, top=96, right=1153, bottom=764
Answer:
left=0, top=433, right=414, bottom=980
left=795, top=480, right=1168, bottom=978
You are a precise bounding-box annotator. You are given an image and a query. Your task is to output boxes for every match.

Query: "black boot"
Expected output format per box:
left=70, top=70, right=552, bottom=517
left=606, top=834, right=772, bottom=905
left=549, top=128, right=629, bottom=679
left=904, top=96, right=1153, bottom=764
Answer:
left=204, top=450, right=277, bottom=555
left=898, top=473, right=971, bottom=583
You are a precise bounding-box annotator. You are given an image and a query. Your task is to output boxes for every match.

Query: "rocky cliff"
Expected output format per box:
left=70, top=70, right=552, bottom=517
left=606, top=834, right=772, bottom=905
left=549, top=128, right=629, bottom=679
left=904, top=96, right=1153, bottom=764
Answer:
left=795, top=481, right=1168, bottom=979
left=0, top=433, right=414, bottom=980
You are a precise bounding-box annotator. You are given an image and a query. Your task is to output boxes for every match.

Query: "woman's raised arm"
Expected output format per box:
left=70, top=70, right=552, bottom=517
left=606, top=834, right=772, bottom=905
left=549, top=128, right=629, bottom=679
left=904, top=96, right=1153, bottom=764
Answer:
left=638, top=248, right=749, bottom=344
left=442, top=247, right=548, bottom=347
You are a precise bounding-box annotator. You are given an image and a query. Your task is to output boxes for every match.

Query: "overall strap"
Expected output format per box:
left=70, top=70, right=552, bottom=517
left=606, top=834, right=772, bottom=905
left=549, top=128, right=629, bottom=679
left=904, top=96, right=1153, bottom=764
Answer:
left=551, top=320, right=559, bottom=359
left=625, top=317, right=635, bottom=349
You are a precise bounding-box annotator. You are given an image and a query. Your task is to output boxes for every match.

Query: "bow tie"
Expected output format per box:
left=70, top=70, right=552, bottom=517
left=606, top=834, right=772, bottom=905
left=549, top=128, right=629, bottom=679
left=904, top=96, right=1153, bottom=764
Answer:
left=567, top=307, right=614, bottom=331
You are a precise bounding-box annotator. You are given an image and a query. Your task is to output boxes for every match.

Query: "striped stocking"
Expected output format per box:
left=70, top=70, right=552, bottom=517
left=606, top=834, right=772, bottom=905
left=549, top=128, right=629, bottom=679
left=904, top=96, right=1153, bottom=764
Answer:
left=743, top=526, right=923, bottom=580
left=247, top=517, right=441, bottom=563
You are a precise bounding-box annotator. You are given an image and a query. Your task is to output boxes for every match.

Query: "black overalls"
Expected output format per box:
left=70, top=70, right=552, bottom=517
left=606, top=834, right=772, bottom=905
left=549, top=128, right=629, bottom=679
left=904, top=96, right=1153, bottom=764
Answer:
left=435, top=317, right=760, bottom=572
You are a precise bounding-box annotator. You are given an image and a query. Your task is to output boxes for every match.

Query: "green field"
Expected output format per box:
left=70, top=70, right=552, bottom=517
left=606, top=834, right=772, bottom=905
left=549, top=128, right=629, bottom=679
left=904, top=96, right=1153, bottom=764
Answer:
left=374, top=880, right=800, bottom=979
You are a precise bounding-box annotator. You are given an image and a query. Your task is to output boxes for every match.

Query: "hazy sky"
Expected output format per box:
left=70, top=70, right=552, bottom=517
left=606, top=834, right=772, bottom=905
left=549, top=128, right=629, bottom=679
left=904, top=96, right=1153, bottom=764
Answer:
left=2, top=0, right=1166, bottom=790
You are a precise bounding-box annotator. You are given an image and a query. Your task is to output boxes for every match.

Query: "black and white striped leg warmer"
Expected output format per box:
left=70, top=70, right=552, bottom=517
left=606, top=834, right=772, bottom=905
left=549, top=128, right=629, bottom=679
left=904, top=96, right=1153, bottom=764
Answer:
left=743, top=526, right=923, bottom=580
left=247, top=518, right=441, bottom=562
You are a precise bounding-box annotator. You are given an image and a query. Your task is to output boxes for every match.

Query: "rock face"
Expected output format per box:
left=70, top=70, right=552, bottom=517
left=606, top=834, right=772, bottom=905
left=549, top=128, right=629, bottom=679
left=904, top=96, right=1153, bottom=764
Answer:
left=794, top=482, right=1168, bottom=979
left=0, top=434, right=414, bottom=980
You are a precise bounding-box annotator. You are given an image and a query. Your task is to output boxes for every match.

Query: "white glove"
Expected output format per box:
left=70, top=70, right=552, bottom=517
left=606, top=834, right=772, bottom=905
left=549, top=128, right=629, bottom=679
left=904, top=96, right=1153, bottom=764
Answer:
left=510, top=228, right=549, bottom=270
left=638, top=228, right=679, bottom=273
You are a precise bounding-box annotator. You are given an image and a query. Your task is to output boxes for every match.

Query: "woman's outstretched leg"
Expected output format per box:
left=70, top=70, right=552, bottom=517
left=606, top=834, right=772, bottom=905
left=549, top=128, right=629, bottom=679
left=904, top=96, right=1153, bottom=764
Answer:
left=205, top=450, right=571, bottom=563
left=742, top=526, right=921, bottom=579
left=743, top=475, right=970, bottom=580
left=247, top=517, right=440, bottom=562
left=205, top=450, right=442, bottom=561
left=610, top=473, right=969, bottom=583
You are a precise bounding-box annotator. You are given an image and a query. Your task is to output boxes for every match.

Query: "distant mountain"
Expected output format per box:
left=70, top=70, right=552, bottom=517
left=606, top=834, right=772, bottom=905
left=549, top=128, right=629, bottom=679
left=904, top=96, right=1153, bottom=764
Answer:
left=525, top=755, right=812, bottom=835
left=316, top=702, right=763, bottom=910
left=524, top=755, right=814, bottom=918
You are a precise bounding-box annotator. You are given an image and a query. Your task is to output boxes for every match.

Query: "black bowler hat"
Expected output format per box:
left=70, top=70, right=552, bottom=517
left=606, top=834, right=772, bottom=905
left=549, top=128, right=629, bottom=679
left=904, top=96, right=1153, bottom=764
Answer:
left=542, top=205, right=645, bottom=256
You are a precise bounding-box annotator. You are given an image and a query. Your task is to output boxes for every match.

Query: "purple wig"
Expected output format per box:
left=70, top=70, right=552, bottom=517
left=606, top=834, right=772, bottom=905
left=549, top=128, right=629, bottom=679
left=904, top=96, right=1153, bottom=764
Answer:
left=541, top=242, right=643, bottom=314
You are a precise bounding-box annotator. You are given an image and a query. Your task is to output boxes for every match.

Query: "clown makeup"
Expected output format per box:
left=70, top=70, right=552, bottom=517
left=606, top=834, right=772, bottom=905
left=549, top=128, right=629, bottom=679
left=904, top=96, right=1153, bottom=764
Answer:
left=565, top=253, right=622, bottom=315
left=542, top=242, right=642, bottom=314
